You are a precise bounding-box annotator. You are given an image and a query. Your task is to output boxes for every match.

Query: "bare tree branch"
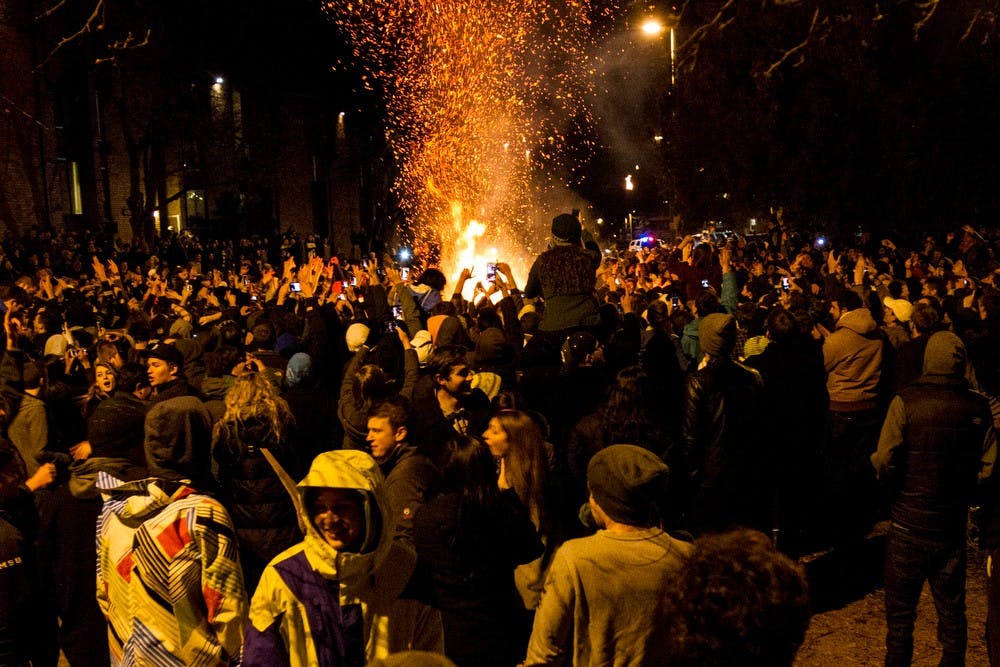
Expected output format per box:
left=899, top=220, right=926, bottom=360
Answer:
left=760, top=7, right=820, bottom=79
left=34, top=0, right=104, bottom=71
left=677, top=0, right=737, bottom=73
left=913, top=0, right=940, bottom=39
left=0, top=91, right=47, bottom=128
left=35, top=0, right=70, bottom=21
left=95, top=28, right=152, bottom=64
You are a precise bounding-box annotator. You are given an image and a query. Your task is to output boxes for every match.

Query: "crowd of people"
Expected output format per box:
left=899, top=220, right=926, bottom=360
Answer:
left=0, top=212, right=997, bottom=666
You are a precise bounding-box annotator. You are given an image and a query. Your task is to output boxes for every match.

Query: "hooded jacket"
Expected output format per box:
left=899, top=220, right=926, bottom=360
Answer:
left=872, top=331, right=994, bottom=540
left=823, top=307, right=884, bottom=405
left=243, top=450, right=442, bottom=666
left=96, top=474, right=249, bottom=666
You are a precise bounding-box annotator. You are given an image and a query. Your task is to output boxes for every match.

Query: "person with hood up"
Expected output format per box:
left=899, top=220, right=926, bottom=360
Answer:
left=243, top=449, right=443, bottom=666
left=872, top=331, right=994, bottom=667
left=96, top=396, right=248, bottom=666
left=819, top=288, right=889, bottom=542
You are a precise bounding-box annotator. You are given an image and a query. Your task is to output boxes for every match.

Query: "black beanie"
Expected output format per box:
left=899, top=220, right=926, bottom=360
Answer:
left=551, top=213, right=582, bottom=243
left=587, top=444, right=669, bottom=526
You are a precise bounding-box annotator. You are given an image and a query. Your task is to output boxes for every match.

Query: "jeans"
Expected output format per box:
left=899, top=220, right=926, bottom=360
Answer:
left=884, top=525, right=966, bottom=667
left=823, top=408, right=883, bottom=542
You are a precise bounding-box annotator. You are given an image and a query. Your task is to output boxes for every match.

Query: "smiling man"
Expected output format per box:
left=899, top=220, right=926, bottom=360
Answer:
left=243, top=450, right=442, bottom=666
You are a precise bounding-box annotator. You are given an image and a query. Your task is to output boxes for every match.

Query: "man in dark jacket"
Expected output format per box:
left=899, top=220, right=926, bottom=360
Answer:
left=146, top=342, right=200, bottom=402
left=367, top=397, right=438, bottom=544
left=678, top=313, right=766, bottom=534
left=871, top=331, right=995, bottom=667
left=410, top=345, right=491, bottom=466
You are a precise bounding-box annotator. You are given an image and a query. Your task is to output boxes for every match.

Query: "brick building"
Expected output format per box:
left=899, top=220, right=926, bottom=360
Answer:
left=0, top=0, right=383, bottom=253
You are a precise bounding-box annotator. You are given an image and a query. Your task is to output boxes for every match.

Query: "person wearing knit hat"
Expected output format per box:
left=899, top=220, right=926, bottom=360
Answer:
left=410, top=330, right=434, bottom=366
left=525, top=444, right=691, bottom=666
left=698, top=312, right=737, bottom=359
left=882, top=296, right=913, bottom=350
left=522, top=211, right=602, bottom=334
left=550, top=213, right=582, bottom=244
left=872, top=330, right=993, bottom=666
left=284, top=352, right=313, bottom=389
left=345, top=322, right=371, bottom=352
left=679, top=313, right=766, bottom=534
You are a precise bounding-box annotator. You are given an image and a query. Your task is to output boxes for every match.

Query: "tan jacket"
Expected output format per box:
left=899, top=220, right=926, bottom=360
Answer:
left=823, top=308, right=883, bottom=404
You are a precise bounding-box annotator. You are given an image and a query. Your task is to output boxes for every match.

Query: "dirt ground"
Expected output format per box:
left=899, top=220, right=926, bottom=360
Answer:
left=796, top=544, right=990, bottom=666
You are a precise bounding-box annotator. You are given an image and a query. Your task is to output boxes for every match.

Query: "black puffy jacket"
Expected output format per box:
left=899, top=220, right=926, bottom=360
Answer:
left=882, top=377, right=991, bottom=540
left=213, top=416, right=302, bottom=588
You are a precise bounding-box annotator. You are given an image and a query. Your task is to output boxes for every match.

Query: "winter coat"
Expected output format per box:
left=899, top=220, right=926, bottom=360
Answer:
left=97, top=474, right=249, bottom=666
left=679, top=356, right=766, bottom=533
left=823, top=307, right=884, bottom=405
left=413, top=488, right=542, bottom=667
left=213, top=416, right=302, bottom=589
left=523, top=244, right=602, bottom=332
left=409, top=375, right=492, bottom=467
left=524, top=528, right=691, bottom=666
left=243, top=450, right=443, bottom=666
left=87, top=390, right=149, bottom=469
left=378, top=443, right=439, bottom=544
left=872, top=332, right=994, bottom=541
left=0, top=439, right=39, bottom=667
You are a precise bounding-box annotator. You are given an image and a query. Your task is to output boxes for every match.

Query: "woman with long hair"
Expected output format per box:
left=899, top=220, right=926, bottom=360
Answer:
left=82, top=360, right=117, bottom=420
left=212, top=372, right=302, bottom=591
left=413, top=436, right=542, bottom=667
left=482, top=409, right=560, bottom=619
left=566, top=366, right=669, bottom=504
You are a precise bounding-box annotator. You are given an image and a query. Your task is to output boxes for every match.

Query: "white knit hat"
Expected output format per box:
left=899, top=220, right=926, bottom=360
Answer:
left=345, top=323, right=370, bottom=352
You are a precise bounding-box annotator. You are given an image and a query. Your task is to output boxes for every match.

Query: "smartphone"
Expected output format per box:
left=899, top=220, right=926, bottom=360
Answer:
left=350, top=276, right=357, bottom=287
left=250, top=295, right=258, bottom=302
left=392, top=305, right=403, bottom=319
left=184, top=283, right=194, bottom=293
left=290, top=282, right=302, bottom=293
left=486, top=263, right=497, bottom=282
left=781, top=277, right=790, bottom=291
left=401, top=267, right=410, bottom=281
left=242, top=276, right=250, bottom=286
left=337, top=293, right=347, bottom=301
left=671, top=296, right=680, bottom=308
left=385, top=320, right=397, bottom=333
left=701, top=279, right=710, bottom=288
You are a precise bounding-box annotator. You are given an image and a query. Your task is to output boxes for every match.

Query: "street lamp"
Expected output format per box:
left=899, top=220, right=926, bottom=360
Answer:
left=639, top=17, right=676, bottom=87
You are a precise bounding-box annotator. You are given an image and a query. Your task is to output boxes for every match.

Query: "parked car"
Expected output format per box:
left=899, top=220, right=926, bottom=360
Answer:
left=627, top=235, right=669, bottom=252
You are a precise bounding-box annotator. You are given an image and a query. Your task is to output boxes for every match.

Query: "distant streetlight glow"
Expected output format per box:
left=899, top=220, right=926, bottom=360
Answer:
left=625, top=175, right=634, bottom=191
left=215, top=76, right=224, bottom=85
left=641, top=19, right=665, bottom=37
